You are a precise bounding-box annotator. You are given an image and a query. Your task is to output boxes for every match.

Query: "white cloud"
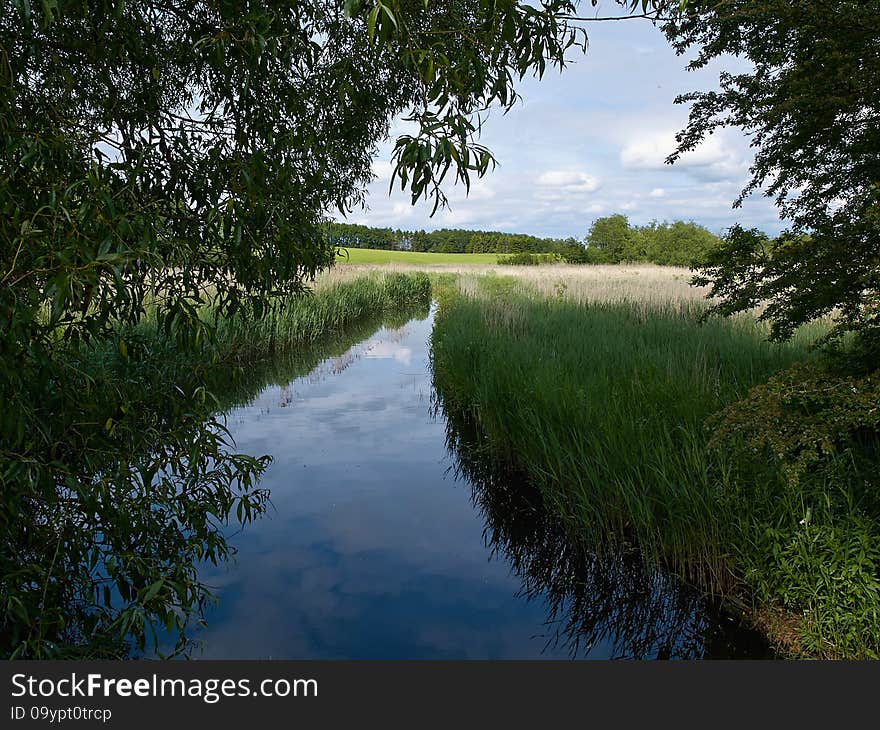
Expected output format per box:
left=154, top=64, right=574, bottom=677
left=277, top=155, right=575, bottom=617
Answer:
left=536, top=170, right=600, bottom=192
left=391, top=202, right=413, bottom=218
left=371, top=160, right=395, bottom=181
left=620, top=132, right=676, bottom=169
left=448, top=180, right=496, bottom=201
left=332, top=5, right=785, bottom=237
left=364, top=341, right=413, bottom=366
left=620, top=130, right=749, bottom=183
left=436, top=208, right=476, bottom=227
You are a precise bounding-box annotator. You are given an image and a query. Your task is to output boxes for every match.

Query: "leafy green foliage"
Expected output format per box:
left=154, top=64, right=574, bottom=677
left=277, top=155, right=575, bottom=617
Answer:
left=1, top=330, right=273, bottom=658
left=326, top=221, right=569, bottom=254
left=0, top=272, right=429, bottom=657
left=748, top=518, right=880, bottom=659
left=1, top=0, right=581, bottom=658
left=584, top=214, right=722, bottom=266
left=709, top=360, right=880, bottom=657
left=466, top=232, right=574, bottom=255
left=585, top=214, right=634, bottom=261
left=663, top=1, right=880, bottom=355
left=709, top=361, right=880, bottom=484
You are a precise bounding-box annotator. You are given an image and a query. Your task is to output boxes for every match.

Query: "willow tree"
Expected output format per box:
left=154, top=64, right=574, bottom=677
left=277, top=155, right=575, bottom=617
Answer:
left=1, top=0, right=588, bottom=657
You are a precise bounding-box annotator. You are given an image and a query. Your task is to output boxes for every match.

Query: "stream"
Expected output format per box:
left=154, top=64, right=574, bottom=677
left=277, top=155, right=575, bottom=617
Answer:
left=187, top=305, right=771, bottom=659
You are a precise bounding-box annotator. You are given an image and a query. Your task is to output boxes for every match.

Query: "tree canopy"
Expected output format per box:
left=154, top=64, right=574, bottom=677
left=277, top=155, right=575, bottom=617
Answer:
left=662, top=0, right=880, bottom=358
left=0, top=0, right=586, bottom=656
left=584, top=214, right=721, bottom=266
left=326, top=221, right=569, bottom=254
left=2, top=0, right=582, bottom=349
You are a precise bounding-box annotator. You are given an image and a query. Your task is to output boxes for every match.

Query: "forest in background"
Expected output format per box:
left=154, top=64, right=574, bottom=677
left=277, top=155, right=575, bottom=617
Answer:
left=327, top=214, right=724, bottom=267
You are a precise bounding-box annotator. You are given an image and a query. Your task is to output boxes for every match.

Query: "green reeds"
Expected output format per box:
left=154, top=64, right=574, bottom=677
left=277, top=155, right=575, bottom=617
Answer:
left=211, top=271, right=431, bottom=363
left=430, top=283, right=865, bottom=654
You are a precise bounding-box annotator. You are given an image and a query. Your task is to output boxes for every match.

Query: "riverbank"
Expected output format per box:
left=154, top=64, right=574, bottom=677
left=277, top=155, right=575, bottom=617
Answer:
left=429, top=272, right=880, bottom=658
left=4, top=271, right=431, bottom=658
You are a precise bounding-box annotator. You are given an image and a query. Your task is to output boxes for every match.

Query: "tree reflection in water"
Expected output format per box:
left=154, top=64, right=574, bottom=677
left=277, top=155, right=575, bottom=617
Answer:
left=436, top=396, right=772, bottom=660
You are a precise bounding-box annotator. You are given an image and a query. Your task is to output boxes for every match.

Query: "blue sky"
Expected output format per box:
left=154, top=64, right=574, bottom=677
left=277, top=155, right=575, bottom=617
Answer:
left=337, top=4, right=785, bottom=240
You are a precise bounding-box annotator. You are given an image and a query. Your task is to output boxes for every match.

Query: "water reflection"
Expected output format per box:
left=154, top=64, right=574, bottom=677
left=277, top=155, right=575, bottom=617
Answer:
left=190, top=308, right=586, bottom=658
left=184, top=305, right=770, bottom=659
left=438, top=401, right=772, bottom=659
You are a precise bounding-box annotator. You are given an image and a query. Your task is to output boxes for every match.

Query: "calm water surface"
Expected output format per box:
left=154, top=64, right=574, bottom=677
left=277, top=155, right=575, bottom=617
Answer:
left=190, top=307, right=769, bottom=659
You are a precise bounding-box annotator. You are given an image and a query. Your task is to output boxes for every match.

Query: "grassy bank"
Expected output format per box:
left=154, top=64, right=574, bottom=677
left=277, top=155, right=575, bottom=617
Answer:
left=430, top=274, right=880, bottom=658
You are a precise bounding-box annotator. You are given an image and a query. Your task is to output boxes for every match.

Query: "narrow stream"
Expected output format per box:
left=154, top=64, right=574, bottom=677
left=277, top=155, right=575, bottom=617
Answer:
left=189, top=306, right=771, bottom=659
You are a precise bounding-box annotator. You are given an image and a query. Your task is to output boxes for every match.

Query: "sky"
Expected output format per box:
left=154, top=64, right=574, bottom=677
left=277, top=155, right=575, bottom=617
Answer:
left=335, top=4, right=786, bottom=240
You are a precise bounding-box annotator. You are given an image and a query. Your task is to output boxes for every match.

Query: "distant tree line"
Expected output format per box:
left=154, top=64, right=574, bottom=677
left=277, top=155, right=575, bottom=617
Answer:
left=326, top=222, right=572, bottom=255
left=328, top=214, right=723, bottom=268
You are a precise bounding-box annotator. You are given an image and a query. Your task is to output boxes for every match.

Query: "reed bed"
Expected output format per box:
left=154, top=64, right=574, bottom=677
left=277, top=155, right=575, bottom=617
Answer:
left=207, top=271, right=430, bottom=362
left=428, top=273, right=876, bottom=656
left=432, top=285, right=816, bottom=578
left=346, top=262, right=703, bottom=306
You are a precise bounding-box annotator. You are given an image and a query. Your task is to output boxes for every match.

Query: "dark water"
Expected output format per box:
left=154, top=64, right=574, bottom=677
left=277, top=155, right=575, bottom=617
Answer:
left=188, top=306, right=770, bottom=659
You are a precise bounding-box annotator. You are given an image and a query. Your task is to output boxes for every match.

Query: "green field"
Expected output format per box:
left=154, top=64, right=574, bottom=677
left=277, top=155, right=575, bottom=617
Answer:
left=335, top=247, right=502, bottom=265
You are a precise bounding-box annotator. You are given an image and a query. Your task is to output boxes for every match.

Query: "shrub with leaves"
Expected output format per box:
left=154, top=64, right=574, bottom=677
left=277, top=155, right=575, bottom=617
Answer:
left=708, top=360, right=880, bottom=657
left=709, top=361, right=880, bottom=484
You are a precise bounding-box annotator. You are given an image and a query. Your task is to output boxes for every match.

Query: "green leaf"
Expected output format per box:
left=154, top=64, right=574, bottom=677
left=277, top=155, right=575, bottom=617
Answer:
left=367, top=3, right=380, bottom=40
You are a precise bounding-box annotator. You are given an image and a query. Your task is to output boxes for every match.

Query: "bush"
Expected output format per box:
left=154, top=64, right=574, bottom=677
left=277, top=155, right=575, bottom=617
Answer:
left=709, top=361, right=880, bottom=657
left=709, top=362, right=880, bottom=484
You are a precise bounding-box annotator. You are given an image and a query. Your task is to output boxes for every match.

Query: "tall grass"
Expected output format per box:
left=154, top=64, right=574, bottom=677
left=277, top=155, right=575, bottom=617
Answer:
left=201, top=271, right=430, bottom=363
left=430, top=277, right=837, bottom=648
left=70, top=270, right=431, bottom=493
